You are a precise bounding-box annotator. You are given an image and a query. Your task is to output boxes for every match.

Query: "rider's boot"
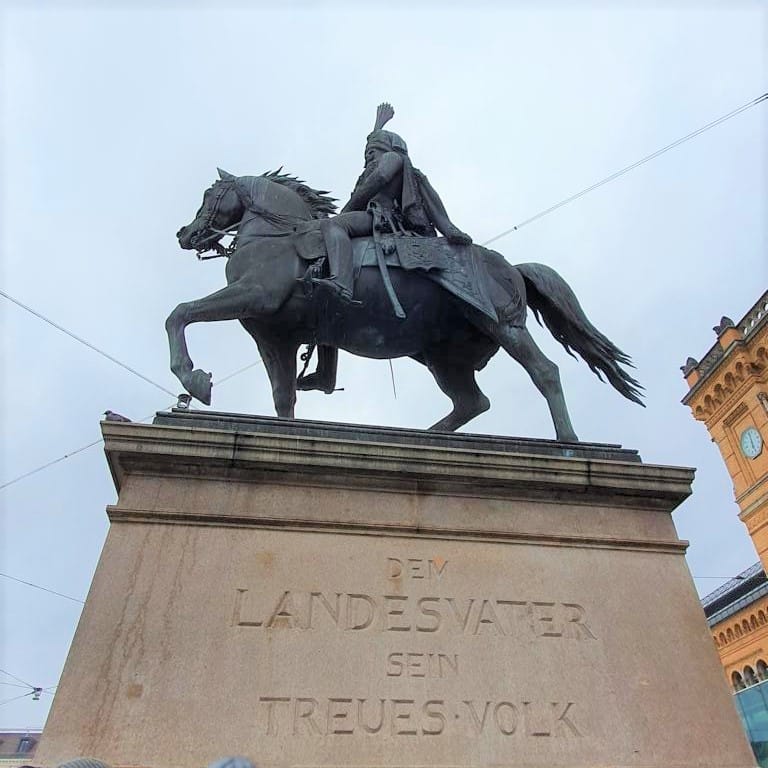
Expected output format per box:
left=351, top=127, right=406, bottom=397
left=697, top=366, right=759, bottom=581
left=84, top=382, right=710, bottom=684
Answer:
left=296, top=345, right=339, bottom=394
left=312, top=222, right=362, bottom=305
left=311, top=277, right=362, bottom=305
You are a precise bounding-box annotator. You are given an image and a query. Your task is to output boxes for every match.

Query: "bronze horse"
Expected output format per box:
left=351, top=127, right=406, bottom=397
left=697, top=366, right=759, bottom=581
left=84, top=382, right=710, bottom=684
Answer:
left=168, top=170, right=642, bottom=440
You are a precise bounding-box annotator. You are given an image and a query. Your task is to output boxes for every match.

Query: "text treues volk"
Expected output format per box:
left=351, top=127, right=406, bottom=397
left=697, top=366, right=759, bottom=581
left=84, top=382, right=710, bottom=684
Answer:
left=256, top=697, right=582, bottom=738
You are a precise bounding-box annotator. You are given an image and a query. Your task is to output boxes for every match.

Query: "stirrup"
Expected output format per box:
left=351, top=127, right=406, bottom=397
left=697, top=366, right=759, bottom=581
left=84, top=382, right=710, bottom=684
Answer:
left=296, top=371, right=336, bottom=395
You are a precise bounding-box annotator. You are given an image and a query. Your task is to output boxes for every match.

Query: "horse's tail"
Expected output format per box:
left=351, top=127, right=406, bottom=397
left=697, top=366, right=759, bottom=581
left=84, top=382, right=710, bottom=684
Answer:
left=516, top=262, right=645, bottom=406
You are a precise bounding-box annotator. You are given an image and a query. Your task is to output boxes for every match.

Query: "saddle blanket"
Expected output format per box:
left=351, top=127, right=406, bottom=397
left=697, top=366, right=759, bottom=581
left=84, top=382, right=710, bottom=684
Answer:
left=352, top=235, right=498, bottom=322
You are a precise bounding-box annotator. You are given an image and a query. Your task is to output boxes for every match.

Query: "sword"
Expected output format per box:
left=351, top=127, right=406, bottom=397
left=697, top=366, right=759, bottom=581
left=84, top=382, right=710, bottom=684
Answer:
left=370, top=202, right=406, bottom=319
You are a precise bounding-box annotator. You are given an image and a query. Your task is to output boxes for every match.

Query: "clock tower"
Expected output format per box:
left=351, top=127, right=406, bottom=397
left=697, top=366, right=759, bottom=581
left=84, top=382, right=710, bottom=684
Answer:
left=682, top=290, right=768, bottom=567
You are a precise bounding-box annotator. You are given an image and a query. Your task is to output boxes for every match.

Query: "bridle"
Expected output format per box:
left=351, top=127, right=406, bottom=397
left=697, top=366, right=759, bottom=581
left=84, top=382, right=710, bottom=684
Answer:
left=193, top=180, right=239, bottom=259
left=192, top=176, right=318, bottom=260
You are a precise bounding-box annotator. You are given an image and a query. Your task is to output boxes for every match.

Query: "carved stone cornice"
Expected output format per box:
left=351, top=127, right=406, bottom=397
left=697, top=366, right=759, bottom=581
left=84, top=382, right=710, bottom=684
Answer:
left=682, top=291, right=768, bottom=407
left=102, top=414, right=694, bottom=514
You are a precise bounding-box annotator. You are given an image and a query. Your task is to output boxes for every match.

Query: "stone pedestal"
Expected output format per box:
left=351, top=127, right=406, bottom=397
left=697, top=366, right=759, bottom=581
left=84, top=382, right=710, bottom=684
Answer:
left=37, top=412, right=756, bottom=768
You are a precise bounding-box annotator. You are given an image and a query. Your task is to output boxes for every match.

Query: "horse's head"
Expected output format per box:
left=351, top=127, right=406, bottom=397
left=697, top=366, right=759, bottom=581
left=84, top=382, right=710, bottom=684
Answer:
left=177, top=169, right=245, bottom=256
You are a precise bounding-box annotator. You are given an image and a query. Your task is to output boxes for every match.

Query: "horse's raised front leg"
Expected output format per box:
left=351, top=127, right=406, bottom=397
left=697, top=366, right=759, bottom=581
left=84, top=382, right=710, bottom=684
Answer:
left=494, top=324, right=578, bottom=442
left=165, top=279, right=272, bottom=405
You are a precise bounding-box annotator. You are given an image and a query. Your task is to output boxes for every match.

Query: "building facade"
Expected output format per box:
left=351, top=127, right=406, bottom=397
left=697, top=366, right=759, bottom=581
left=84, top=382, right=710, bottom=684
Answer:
left=0, top=731, right=40, bottom=768
left=683, top=290, right=768, bottom=763
left=682, top=291, right=768, bottom=576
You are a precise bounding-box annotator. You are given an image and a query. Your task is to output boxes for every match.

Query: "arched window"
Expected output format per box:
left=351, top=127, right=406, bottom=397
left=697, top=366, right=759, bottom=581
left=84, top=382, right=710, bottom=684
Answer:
left=735, top=625, right=743, bottom=638
left=756, top=660, right=768, bottom=680
left=733, top=671, right=746, bottom=691
left=743, top=619, right=751, bottom=633
left=759, top=611, right=766, bottom=625
left=744, top=666, right=758, bottom=686
left=728, top=628, right=735, bottom=641
left=720, top=632, right=727, bottom=645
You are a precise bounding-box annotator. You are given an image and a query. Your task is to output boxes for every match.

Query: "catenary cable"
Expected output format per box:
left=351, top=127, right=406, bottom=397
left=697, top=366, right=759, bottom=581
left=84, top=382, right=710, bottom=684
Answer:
left=481, top=91, right=768, bottom=246
left=0, top=288, right=178, bottom=398
left=0, top=573, right=85, bottom=604
left=3, top=94, right=766, bottom=489
left=0, top=669, right=35, bottom=689
left=0, top=692, right=36, bottom=708
left=0, top=361, right=263, bottom=491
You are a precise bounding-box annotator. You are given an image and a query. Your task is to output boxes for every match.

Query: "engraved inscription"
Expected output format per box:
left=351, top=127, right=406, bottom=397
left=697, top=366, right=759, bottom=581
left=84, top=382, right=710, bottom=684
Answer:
left=256, top=696, right=581, bottom=738
left=388, top=557, right=448, bottom=580
left=235, top=555, right=592, bottom=740
left=386, top=652, right=459, bottom=678
left=233, top=590, right=595, bottom=640
left=462, top=700, right=581, bottom=737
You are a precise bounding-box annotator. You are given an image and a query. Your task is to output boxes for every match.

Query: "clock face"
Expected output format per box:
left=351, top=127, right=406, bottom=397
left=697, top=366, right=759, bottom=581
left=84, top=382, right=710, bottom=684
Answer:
left=740, top=427, right=763, bottom=459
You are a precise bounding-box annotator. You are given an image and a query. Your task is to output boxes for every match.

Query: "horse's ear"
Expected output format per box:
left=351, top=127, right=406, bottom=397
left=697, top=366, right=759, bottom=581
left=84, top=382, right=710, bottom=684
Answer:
left=217, top=167, right=235, bottom=181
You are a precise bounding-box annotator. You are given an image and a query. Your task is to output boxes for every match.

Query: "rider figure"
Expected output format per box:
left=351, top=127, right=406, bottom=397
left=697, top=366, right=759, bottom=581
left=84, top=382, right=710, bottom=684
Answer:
left=298, top=104, right=473, bottom=394
left=312, top=103, right=472, bottom=303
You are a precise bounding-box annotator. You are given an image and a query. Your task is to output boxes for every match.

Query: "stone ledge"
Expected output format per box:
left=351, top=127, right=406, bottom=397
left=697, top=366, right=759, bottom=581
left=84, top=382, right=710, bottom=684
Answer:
left=154, top=409, right=643, bottom=461
left=102, top=413, right=694, bottom=511
left=106, top=505, right=689, bottom=554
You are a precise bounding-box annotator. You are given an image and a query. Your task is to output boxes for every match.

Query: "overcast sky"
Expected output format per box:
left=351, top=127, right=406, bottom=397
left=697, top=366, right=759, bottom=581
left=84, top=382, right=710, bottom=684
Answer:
left=1, top=1, right=766, bottom=730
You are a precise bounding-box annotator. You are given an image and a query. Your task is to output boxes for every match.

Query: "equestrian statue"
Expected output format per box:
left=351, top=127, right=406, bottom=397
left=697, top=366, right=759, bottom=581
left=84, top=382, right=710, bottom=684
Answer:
left=168, top=104, right=643, bottom=441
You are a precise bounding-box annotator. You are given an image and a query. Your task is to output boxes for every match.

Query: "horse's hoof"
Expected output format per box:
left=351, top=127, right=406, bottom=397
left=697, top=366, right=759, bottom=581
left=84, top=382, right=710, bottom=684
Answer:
left=187, top=369, right=213, bottom=405
left=428, top=419, right=457, bottom=432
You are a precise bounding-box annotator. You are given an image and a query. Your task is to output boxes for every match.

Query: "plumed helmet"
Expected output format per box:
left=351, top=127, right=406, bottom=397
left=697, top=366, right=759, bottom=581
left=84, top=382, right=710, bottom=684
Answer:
left=365, top=103, right=408, bottom=155
left=366, top=130, right=408, bottom=155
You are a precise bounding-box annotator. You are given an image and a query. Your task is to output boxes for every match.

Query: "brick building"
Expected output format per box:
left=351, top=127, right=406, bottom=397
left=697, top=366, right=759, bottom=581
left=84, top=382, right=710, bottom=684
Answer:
left=682, top=289, right=768, bottom=763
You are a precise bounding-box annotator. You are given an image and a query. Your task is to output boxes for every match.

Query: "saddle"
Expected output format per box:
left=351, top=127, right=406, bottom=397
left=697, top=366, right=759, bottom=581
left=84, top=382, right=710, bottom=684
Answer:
left=295, top=227, right=498, bottom=322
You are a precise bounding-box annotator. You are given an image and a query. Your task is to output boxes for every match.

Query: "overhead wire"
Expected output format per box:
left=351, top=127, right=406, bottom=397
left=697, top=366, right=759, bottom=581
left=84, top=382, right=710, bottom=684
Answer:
left=0, top=93, right=765, bottom=718
left=0, top=359, right=263, bottom=492
left=0, top=692, right=36, bottom=708
left=0, top=289, right=178, bottom=398
left=0, top=671, right=56, bottom=708
left=0, top=669, right=35, bottom=689
left=2, top=93, right=766, bottom=490
left=481, top=91, right=768, bottom=247
left=0, top=439, right=105, bottom=491
left=0, top=572, right=85, bottom=604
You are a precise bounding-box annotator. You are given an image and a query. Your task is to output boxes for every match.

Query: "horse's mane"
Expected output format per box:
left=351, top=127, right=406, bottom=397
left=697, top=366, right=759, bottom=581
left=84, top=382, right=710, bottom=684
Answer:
left=262, top=168, right=337, bottom=219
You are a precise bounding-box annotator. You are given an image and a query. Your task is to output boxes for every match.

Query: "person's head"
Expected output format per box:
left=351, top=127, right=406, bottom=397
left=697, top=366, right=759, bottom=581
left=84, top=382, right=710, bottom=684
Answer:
left=207, top=757, right=256, bottom=768
left=56, top=758, right=111, bottom=768
left=364, top=129, right=408, bottom=166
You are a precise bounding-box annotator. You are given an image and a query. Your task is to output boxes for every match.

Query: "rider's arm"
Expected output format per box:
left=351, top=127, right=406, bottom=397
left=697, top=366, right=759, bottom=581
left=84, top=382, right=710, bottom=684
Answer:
left=341, top=152, right=404, bottom=213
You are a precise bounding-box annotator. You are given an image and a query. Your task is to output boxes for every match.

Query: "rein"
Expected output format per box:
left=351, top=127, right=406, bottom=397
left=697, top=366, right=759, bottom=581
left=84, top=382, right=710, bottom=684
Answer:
left=194, top=180, right=238, bottom=259
left=239, top=176, right=311, bottom=229
left=195, top=177, right=313, bottom=260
